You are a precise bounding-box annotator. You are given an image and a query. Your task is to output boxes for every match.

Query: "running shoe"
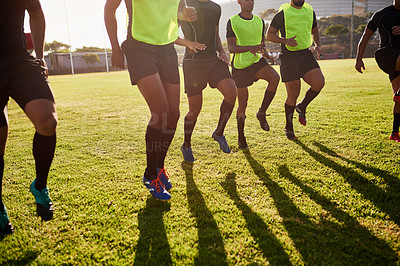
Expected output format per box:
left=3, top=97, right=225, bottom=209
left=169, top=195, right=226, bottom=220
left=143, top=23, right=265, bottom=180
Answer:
left=256, top=111, right=270, bottom=131
left=295, top=104, right=307, bottom=126
left=181, top=144, right=195, bottom=162
left=394, top=90, right=400, bottom=105
left=285, top=129, right=297, bottom=140
left=142, top=176, right=171, bottom=201
left=157, top=168, right=172, bottom=191
left=238, top=137, right=249, bottom=150
left=389, top=132, right=400, bottom=142
left=30, top=180, right=54, bottom=221
left=212, top=131, right=231, bottom=153
left=0, top=206, right=14, bottom=235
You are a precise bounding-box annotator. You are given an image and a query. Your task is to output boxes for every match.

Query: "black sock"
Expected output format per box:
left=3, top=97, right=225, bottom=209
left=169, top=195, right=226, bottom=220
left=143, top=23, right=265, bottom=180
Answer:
left=393, top=113, right=400, bottom=133
left=156, top=127, right=176, bottom=169
left=183, top=117, right=197, bottom=147
left=215, top=100, right=234, bottom=136
left=285, top=104, right=295, bottom=131
left=0, top=154, right=4, bottom=211
left=33, top=132, right=56, bottom=191
left=145, top=126, right=162, bottom=181
left=299, top=88, right=320, bottom=110
left=237, top=116, right=246, bottom=141
left=259, top=90, right=276, bottom=113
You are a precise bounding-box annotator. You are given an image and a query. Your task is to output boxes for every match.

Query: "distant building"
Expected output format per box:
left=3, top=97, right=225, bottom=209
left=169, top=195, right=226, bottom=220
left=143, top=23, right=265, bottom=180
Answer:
left=218, top=0, right=392, bottom=40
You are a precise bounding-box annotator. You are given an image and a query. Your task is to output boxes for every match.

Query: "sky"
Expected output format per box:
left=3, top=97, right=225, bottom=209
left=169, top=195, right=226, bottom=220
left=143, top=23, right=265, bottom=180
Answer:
left=25, top=0, right=228, bottom=50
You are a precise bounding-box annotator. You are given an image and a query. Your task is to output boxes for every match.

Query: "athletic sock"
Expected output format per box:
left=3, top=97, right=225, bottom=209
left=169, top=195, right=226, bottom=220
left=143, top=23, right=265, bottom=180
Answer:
left=0, top=154, right=4, bottom=211
left=237, top=116, right=246, bottom=142
left=393, top=113, right=400, bottom=133
left=215, top=100, right=234, bottom=136
left=145, top=126, right=162, bottom=181
left=285, top=104, right=295, bottom=131
left=156, top=127, right=176, bottom=169
left=33, top=132, right=56, bottom=191
left=183, top=117, right=197, bottom=148
left=299, top=87, right=320, bottom=110
left=259, top=90, right=276, bottom=113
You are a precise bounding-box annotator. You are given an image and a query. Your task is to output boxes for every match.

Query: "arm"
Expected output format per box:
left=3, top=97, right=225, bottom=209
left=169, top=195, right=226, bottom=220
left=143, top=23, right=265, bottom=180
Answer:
left=178, top=0, right=197, bottom=22
left=311, top=27, right=321, bottom=59
left=28, top=7, right=45, bottom=60
left=266, top=26, right=297, bottom=47
left=355, top=28, right=374, bottom=73
left=215, top=26, right=229, bottom=65
left=104, top=0, right=124, bottom=69
left=226, top=37, right=264, bottom=55
left=174, top=37, right=206, bottom=53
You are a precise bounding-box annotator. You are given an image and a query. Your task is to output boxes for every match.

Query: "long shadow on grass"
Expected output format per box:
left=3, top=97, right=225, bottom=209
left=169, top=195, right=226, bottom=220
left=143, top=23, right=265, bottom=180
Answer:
left=0, top=250, right=38, bottom=265
left=181, top=162, right=228, bottom=265
left=278, top=164, right=398, bottom=264
left=133, top=197, right=172, bottom=265
left=294, top=140, right=400, bottom=226
left=220, top=173, right=292, bottom=265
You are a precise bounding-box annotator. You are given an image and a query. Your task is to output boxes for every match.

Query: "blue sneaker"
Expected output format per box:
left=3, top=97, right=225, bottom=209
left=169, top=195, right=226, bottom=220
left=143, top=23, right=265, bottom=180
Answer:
left=30, top=180, right=54, bottom=221
left=0, top=206, right=14, bottom=235
left=181, top=144, right=195, bottom=162
left=157, top=168, right=172, bottom=191
left=142, top=176, right=171, bottom=201
left=212, top=131, right=231, bottom=153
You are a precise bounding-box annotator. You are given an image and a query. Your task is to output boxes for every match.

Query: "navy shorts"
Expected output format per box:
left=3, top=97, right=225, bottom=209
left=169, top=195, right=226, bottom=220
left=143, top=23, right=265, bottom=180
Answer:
left=121, top=37, right=180, bottom=85
left=280, top=49, right=320, bottom=82
left=375, top=47, right=400, bottom=82
left=231, top=58, right=269, bottom=88
left=183, top=57, right=232, bottom=97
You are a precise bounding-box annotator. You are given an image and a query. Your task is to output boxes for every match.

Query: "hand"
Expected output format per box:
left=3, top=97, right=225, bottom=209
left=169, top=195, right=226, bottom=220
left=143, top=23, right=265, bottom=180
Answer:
left=285, top=36, right=298, bottom=47
left=182, top=6, right=197, bottom=22
left=218, top=51, right=230, bottom=65
left=314, top=45, right=322, bottom=60
left=38, top=58, right=49, bottom=77
left=248, top=44, right=265, bottom=55
left=392, top=26, right=400, bottom=35
left=111, top=47, right=125, bottom=69
left=187, top=41, right=206, bottom=53
left=355, top=59, right=365, bottom=73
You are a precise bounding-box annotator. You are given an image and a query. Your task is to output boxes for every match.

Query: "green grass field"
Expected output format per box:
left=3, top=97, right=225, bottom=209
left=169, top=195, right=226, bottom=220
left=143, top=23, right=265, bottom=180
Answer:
left=0, top=58, right=399, bottom=265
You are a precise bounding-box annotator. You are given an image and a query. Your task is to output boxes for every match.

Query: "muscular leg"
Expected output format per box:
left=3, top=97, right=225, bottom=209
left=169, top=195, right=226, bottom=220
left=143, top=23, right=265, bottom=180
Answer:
left=0, top=106, right=8, bottom=211
left=24, top=99, right=57, bottom=191
left=298, top=68, right=325, bottom=110
left=237, top=87, right=248, bottom=147
left=183, top=94, right=203, bottom=148
left=396, top=54, right=400, bottom=72
left=284, top=80, right=301, bottom=133
left=391, top=76, right=400, bottom=135
left=215, top=78, right=237, bottom=136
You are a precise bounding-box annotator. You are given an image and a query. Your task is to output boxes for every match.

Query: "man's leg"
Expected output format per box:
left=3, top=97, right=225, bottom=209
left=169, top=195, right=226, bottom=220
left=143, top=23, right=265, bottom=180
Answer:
left=390, top=75, right=400, bottom=142
left=181, top=94, right=202, bottom=162
left=0, top=106, right=8, bottom=212
left=254, top=65, right=280, bottom=131
left=215, top=78, right=236, bottom=136
left=296, top=68, right=325, bottom=126
left=284, top=80, right=301, bottom=139
left=237, top=87, right=249, bottom=149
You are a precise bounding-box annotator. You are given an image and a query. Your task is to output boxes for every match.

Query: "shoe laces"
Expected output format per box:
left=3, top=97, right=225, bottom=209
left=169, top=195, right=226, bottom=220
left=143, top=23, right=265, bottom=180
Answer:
left=38, top=188, right=52, bottom=204
left=158, top=168, right=170, bottom=181
left=150, top=177, right=166, bottom=193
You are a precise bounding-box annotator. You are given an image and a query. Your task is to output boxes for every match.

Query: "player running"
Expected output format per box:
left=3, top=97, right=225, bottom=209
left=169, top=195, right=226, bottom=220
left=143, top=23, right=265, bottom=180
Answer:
left=0, top=0, right=58, bottom=234
left=356, top=0, right=400, bottom=142
left=267, top=0, right=325, bottom=140
left=176, top=0, right=237, bottom=161
left=105, top=0, right=197, bottom=201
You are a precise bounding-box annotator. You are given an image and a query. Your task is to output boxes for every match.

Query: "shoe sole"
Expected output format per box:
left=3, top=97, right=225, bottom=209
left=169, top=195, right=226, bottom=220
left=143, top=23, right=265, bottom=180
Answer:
left=212, top=134, right=231, bottom=153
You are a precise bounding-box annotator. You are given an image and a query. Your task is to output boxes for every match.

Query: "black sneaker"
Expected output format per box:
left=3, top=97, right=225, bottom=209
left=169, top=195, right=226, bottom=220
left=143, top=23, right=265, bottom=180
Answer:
left=256, top=111, right=270, bottom=131
left=0, top=206, right=14, bottom=235
left=295, top=104, right=306, bottom=126
left=30, top=180, right=54, bottom=221
left=285, top=129, right=297, bottom=140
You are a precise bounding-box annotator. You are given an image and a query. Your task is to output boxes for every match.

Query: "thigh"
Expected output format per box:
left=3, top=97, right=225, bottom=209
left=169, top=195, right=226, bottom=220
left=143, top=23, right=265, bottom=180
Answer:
left=216, top=78, right=237, bottom=104
left=183, top=60, right=208, bottom=97
left=392, top=75, right=400, bottom=94
left=254, top=63, right=279, bottom=82
left=137, top=73, right=169, bottom=117
left=302, top=68, right=325, bottom=91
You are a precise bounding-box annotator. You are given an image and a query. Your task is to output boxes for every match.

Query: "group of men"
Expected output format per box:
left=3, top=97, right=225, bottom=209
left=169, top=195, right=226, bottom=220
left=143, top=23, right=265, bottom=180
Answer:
left=0, top=0, right=399, bottom=234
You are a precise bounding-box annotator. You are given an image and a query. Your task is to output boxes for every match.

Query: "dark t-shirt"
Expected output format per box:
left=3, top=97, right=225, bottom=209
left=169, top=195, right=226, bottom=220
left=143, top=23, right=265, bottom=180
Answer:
left=180, top=0, right=221, bottom=60
left=270, top=10, right=317, bottom=53
left=0, top=0, right=40, bottom=68
left=367, top=5, right=400, bottom=49
left=226, top=14, right=266, bottom=40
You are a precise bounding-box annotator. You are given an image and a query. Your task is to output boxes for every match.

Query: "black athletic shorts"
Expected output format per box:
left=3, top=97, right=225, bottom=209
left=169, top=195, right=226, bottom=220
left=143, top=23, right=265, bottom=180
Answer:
left=121, top=37, right=180, bottom=85
left=375, top=47, right=400, bottom=82
left=280, top=49, right=320, bottom=82
left=231, top=58, right=269, bottom=88
left=0, top=58, right=54, bottom=126
left=183, top=57, right=232, bottom=97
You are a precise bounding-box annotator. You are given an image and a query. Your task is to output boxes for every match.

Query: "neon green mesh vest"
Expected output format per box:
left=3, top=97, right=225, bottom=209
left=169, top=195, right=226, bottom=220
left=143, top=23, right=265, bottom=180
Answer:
left=279, top=3, right=313, bottom=51
left=130, top=0, right=179, bottom=45
left=230, top=14, right=263, bottom=69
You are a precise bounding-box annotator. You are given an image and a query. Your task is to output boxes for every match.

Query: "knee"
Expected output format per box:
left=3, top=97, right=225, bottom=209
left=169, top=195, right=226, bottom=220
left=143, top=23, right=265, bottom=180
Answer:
left=314, top=77, right=325, bottom=92
left=269, top=72, right=280, bottom=89
left=37, top=114, right=58, bottom=136
left=224, top=89, right=237, bottom=105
